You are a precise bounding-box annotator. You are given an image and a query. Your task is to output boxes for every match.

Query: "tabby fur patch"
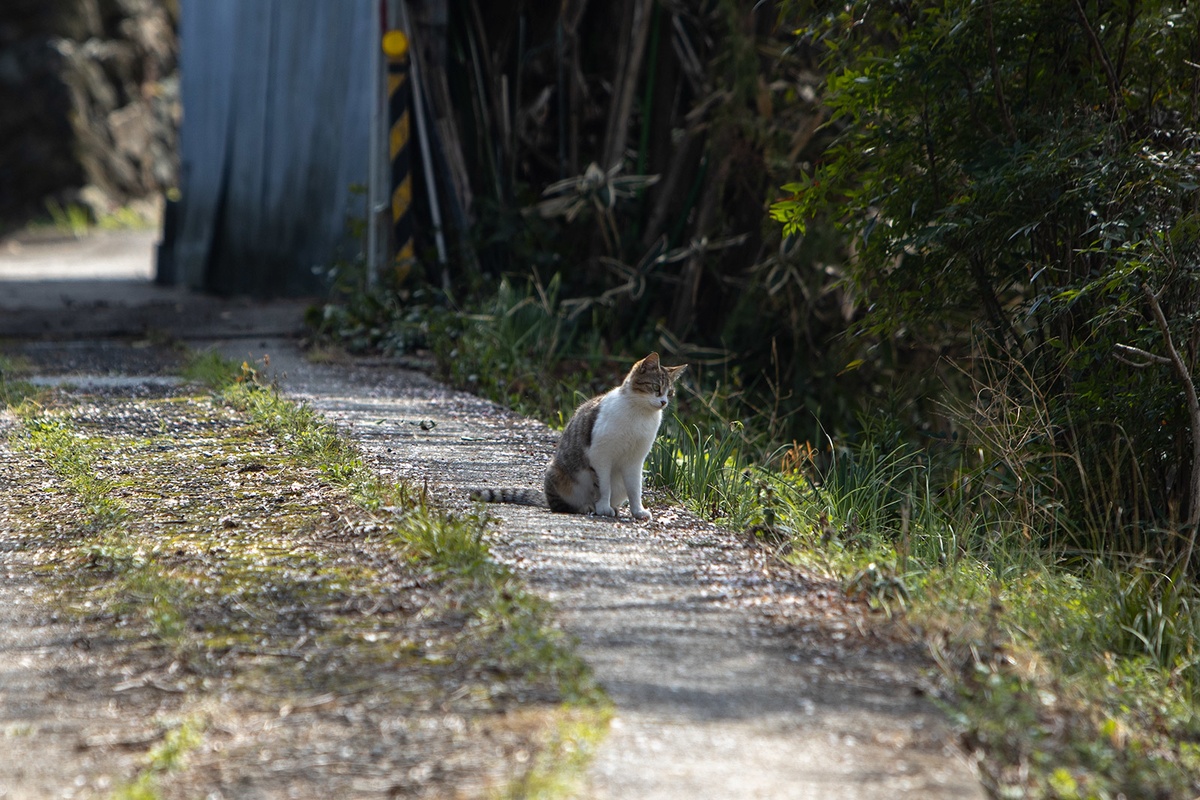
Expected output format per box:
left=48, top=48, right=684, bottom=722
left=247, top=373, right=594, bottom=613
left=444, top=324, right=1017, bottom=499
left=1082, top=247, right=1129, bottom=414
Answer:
left=468, top=487, right=546, bottom=507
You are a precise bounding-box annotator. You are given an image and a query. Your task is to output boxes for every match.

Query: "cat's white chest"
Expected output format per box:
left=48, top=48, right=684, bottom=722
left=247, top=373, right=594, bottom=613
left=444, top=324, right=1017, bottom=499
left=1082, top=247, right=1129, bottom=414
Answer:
left=588, top=390, right=663, bottom=462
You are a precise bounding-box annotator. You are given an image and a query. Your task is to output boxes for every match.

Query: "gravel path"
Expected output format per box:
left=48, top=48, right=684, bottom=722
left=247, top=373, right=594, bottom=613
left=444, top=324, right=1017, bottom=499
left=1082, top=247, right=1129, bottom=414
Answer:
left=0, top=412, right=189, bottom=799
left=226, top=340, right=986, bottom=800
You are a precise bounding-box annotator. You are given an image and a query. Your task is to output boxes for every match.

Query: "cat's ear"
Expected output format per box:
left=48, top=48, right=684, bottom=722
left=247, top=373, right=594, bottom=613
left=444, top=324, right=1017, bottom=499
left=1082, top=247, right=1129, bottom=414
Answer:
left=636, top=352, right=660, bottom=370
left=665, top=363, right=688, bottom=381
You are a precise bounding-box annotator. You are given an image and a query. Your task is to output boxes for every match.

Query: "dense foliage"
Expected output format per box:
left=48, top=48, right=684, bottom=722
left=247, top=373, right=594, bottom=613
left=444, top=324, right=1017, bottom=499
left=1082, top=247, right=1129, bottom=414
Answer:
left=312, top=2, right=1200, bottom=794
left=318, top=0, right=881, bottom=445
left=771, top=0, right=1200, bottom=564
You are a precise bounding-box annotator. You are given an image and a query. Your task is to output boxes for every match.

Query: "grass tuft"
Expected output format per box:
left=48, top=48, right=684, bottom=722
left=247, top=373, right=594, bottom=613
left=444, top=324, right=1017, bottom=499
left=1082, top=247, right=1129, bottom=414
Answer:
left=181, top=350, right=252, bottom=392
left=21, top=414, right=125, bottom=526
left=0, top=356, right=39, bottom=408
left=648, top=418, right=757, bottom=527
left=110, top=719, right=205, bottom=800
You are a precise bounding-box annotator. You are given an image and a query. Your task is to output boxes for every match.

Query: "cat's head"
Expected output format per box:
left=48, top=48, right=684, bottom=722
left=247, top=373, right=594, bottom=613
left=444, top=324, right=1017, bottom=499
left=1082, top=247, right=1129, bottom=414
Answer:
left=627, top=352, right=687, bottom=410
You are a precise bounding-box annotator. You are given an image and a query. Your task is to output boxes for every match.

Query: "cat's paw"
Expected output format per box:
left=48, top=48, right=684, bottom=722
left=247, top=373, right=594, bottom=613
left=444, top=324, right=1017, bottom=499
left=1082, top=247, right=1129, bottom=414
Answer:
left=594, top=503, right=616, bottom=517
left=631, top=508, right=652, bottom=522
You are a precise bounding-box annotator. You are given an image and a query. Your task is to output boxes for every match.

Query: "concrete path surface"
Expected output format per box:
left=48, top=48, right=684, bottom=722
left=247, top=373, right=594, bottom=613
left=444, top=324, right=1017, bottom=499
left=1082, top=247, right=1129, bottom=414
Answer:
left=0, top=231, right=986, bottom=797
left=226, top=341, right=987, bottom=800
left=0, top=229, right=308, bottom=338
left=0, top=229, right=157, bottom=280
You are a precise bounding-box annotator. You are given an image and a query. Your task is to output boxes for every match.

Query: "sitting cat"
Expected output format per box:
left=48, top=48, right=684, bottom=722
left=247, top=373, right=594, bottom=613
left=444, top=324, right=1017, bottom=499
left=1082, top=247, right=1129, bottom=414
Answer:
left=470, top=352, right=686, bottom=521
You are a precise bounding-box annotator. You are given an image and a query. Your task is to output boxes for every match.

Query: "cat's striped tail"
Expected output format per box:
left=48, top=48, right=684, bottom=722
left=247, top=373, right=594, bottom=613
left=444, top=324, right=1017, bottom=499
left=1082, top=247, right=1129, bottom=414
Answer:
left=468, top=487, right=546, bottom=507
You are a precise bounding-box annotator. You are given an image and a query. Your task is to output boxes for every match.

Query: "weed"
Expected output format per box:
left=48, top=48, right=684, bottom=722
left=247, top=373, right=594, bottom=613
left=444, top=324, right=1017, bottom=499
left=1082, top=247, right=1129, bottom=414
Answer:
left=223, top=380, right=382, bottom=507
left=0, top=376, right=38, bottom=409
left=0, top=355, right=39, bottom=408
left=396, top=509, right=491, bottom=576
left=43, top=199, right=90, bottom=237
left=1099, top=564, right=1199, bottom=682
left=648, top=418, right=757, bottom=526
left=844, top=561, right=908, bottom=615
left=110, top=719, right=205, bottom=800
left=497, top=707, right=612, bottom=800
left=37, top=199, right=156, bottom=238
left=429, top=274, right=632, bottom=423
left=20, top=414, right=124, bottom=526
left=180, top=349, right=244, bottom=390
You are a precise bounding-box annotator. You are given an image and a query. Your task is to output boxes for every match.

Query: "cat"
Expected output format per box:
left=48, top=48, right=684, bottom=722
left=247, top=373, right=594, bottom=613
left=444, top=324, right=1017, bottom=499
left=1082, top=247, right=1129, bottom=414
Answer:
left=470, top=352, right=686, bottom=521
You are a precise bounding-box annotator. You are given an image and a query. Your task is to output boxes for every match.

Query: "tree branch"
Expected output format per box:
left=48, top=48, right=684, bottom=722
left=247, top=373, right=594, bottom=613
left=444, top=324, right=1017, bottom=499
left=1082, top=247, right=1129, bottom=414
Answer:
left=1070, top=0, right=1122, bottom=109
left=984, top=0, right=1017, bottom=140
left=1141, top=282, right=1200, bottom=566
left=1113, top=342, right=1172, bottom=367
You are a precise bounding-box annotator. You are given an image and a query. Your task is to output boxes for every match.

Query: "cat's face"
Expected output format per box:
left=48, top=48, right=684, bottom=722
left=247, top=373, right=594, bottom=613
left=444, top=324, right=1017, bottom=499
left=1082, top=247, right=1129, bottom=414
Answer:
left=627, top=352, right=687, bottom=410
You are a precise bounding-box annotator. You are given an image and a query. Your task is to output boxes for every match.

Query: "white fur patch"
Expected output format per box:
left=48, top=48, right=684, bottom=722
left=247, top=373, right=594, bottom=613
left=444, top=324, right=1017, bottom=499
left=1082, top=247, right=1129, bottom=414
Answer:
left=586, top=386, right=664, bottom=516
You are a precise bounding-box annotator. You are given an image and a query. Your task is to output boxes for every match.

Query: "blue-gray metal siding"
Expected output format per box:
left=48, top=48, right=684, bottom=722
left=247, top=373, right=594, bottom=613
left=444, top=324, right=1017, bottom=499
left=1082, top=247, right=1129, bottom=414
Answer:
left=172, top=0, right=372, bottom=296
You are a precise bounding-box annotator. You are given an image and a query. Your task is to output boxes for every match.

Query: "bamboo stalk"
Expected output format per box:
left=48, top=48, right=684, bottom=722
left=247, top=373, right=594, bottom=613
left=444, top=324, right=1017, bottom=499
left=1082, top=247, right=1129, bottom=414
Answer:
left=602, top=0, right=655, bottom=171
left=668, top=146, right=731, bottom=335
left=641, top=125, right=703, bottom=249
left=399, top=0, right=448, bottom=278
left=1140, top=282, right=1200, bottom=569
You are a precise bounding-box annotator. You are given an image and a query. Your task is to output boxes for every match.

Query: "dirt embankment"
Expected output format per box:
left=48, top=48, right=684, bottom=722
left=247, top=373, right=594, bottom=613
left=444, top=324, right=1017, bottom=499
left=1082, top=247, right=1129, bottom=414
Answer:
left=1, top=0, right=178, bottom=226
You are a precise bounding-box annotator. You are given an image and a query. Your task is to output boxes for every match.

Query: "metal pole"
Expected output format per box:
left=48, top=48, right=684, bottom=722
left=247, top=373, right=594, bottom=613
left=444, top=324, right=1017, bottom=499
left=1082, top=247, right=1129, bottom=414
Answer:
left=398, top=0, right=449, bottom=289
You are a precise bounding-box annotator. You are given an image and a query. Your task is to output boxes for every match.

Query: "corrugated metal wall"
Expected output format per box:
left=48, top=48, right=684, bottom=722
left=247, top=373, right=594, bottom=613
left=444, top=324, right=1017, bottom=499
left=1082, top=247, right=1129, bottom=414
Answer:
left=168, top=0, right=373, bottom=296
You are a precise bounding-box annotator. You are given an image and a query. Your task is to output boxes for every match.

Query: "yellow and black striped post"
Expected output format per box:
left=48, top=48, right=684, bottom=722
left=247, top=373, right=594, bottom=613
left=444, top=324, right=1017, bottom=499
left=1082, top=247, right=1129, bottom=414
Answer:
left=382, top=29, right=414, bottom=279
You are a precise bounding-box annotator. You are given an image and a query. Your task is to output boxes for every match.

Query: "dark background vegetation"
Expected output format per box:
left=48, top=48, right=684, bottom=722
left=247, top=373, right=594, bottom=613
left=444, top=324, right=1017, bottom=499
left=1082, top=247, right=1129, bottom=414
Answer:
left=325, top=0, right=1200, bottom=576
left=340, top=0, right=866, bottom=441
left=319, top=6, right=1200, bottom=788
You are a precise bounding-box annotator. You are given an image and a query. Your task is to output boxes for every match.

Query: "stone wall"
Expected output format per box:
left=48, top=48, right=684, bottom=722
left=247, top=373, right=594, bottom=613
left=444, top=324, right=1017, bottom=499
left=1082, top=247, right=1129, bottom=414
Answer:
left=0, top=0, right=178, bottom=227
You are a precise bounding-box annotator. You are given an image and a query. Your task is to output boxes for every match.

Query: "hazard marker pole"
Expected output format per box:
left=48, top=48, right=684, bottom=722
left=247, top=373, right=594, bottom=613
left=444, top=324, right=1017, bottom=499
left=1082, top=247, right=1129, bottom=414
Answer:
left=383, top=29, right=414, bottom=280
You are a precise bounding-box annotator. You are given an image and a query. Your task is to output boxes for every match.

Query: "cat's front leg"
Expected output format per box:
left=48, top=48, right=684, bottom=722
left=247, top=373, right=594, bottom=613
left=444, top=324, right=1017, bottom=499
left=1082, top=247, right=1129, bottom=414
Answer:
left=622, top=463, right=652, bottom=521
left=592, top=461, right=617, bottom=517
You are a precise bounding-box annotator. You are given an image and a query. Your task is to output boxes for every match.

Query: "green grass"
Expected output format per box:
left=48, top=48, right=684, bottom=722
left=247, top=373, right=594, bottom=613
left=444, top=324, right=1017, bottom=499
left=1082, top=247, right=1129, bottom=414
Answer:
left=43, top=199, right=90, bottom=237
left=110, top=719, right=205, bottom=800
left=379, top=282, right=1200, bottom=798
left=180, top=349, right=246, bottom=391
left=12, top=356, right=609, bottom=796
left=0, top=355, right=39, bottom=408
left=22, top=414, right=125, bottom=526
left=312, top=272, right=1200, bottom=797
left=647, top=422, right=1200, bottom=798
left=35, top=199, right=158, bottom=238
left=648, top=417, right=760, bottom=528
left=427, top=275, right=634, bottom=424
left=497, top=708, right=613, bottom=800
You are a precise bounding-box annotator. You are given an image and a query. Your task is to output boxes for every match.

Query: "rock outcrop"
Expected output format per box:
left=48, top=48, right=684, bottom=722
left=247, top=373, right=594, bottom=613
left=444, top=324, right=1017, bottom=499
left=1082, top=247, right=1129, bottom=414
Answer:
left=0, top=0, right=178, bottom=227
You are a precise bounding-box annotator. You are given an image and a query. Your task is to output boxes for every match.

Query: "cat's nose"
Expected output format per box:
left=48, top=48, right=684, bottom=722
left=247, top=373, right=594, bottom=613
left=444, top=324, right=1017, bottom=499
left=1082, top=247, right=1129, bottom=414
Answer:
left=657, top=398, right=668, bottom=408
